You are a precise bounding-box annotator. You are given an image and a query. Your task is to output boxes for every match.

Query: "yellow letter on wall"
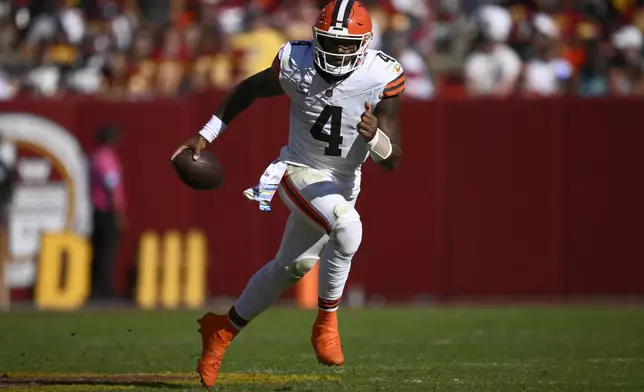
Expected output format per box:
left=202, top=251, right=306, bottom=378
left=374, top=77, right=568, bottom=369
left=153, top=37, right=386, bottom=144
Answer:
left=136, top=230, right=208, bottom=310
left=160, top=231, right=182, bottom=310
left=184, top=230, right=206, bottom=309
left=35, top=233, right=91, bottom=310
left=136, top=231, right=159, bottom=310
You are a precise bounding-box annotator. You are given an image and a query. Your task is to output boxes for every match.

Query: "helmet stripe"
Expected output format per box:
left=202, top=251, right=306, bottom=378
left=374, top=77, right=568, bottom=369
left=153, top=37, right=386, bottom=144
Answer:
left=332, top=0, right=355, bottom=29
left=341, top=0, right=356, bottom=28
left=331, top=0, right=345, bottom=28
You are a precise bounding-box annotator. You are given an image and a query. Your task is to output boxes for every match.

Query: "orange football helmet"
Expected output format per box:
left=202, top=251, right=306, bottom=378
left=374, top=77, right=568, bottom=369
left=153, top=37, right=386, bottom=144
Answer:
left=313, top=0, right=373, bottom=76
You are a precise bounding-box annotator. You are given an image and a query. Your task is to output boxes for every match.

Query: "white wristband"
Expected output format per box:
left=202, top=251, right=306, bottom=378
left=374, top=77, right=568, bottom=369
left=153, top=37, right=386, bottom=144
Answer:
left=198, top=115, right=227, bottom=143
left=367, top=128, right=393, bottom=161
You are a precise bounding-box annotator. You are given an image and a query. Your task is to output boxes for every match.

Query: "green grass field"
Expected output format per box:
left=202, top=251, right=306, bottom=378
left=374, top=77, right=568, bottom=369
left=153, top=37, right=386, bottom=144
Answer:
left=1, top=306, right=643, bottom=391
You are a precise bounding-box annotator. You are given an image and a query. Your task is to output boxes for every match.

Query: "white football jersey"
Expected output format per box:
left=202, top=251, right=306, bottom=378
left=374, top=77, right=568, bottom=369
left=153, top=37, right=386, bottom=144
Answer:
left=273, top=40, right=405, bottom=198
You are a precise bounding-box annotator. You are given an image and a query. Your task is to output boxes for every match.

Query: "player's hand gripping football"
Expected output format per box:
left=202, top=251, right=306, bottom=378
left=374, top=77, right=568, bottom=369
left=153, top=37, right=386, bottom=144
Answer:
left=171, top=134, right=209, bottom=161
left=358, top=102, right=378, bottom=142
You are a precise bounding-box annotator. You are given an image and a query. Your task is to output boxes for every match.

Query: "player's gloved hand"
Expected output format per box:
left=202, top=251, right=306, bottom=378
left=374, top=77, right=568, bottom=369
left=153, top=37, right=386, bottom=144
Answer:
left=171, top=134, right=209, bottom=161
left=358, top=102, right=378, bottom=142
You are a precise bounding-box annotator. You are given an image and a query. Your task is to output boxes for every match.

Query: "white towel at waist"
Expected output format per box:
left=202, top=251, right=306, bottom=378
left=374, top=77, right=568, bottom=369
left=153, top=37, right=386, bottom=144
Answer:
left=243, top=160, right=288, bottom=212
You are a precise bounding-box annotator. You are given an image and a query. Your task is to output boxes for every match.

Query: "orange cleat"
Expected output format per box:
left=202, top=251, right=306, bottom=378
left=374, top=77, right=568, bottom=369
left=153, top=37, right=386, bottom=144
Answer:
left=196, top=312, right=238, bottom=387
left=311, top=310, right=344, bottom=366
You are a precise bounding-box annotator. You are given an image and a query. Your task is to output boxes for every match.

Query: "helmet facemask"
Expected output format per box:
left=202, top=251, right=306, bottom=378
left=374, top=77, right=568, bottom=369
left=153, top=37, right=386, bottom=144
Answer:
left=313, top=27, right=372, bottom=77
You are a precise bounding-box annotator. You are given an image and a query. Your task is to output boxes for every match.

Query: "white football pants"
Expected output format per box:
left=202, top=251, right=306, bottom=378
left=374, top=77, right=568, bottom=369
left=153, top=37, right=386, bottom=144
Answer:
left=231, top=165, right=363, bottom=327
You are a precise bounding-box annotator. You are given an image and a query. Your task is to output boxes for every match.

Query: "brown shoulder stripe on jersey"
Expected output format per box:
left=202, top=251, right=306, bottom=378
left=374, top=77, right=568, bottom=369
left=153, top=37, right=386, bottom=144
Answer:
left=383, top=73, right=406, bottom=98
left=384, top=73, right=405, bottom=91
left=383, top=84, right=406, bottom=98
left=271, top=54, right=280, bottom=79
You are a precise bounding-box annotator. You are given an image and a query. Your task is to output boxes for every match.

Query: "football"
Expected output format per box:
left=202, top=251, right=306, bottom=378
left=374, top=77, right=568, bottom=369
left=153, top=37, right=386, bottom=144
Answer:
left=172, top=149, right=225, bottom=190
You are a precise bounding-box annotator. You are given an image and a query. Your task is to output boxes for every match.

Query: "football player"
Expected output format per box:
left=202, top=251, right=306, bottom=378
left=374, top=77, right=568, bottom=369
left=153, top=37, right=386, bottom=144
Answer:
left=171, top=0, right=405, bottom=387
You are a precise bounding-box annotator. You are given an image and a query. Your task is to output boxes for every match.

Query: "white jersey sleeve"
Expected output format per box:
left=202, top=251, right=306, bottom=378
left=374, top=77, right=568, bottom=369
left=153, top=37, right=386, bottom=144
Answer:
left=365, top=50, right=407, bottom=102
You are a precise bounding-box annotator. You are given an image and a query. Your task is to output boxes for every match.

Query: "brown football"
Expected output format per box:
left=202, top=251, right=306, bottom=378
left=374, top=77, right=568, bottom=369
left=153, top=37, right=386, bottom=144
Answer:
left=172, top=149, right=225, bottom=190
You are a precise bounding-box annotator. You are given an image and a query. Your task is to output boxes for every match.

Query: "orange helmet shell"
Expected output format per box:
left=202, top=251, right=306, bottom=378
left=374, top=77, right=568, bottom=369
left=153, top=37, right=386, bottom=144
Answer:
left=315, top=0, right=373, bottom=35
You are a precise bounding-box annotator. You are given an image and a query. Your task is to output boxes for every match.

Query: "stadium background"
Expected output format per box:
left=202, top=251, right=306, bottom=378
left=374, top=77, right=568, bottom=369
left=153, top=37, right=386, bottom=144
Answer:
left=0, top=0, right=642, bottom=308
left=0, top=1, right=642, bottom=391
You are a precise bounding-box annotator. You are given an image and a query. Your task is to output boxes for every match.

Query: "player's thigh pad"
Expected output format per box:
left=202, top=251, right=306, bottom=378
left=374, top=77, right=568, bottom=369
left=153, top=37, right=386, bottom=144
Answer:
left=280, top=166, right=362, bottom=256
left=280, top=166, right=358, bottom=232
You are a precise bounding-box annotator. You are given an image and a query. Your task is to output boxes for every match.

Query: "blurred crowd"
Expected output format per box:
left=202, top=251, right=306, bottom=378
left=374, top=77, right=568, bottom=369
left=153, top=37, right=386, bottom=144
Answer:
left=0, top=0, right=642, bottom=101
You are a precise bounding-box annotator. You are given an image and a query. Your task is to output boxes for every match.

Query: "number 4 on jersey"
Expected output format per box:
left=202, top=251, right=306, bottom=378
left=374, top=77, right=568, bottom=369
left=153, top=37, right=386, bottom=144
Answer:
left=309, top=105, right=343, bottom=157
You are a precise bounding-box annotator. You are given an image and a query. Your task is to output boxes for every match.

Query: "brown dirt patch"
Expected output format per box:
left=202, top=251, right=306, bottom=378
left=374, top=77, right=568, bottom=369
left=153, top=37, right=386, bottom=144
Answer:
left=0, top=372, right=340, bottom=390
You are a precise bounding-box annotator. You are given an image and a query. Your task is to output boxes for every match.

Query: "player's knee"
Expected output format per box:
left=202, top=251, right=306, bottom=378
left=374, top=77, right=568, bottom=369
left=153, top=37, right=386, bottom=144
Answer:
left=274, top=255, right=317, bottom=283
left=289, top=257, right=318, bottom=282
left=332, top=203, right=363, bottom=258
